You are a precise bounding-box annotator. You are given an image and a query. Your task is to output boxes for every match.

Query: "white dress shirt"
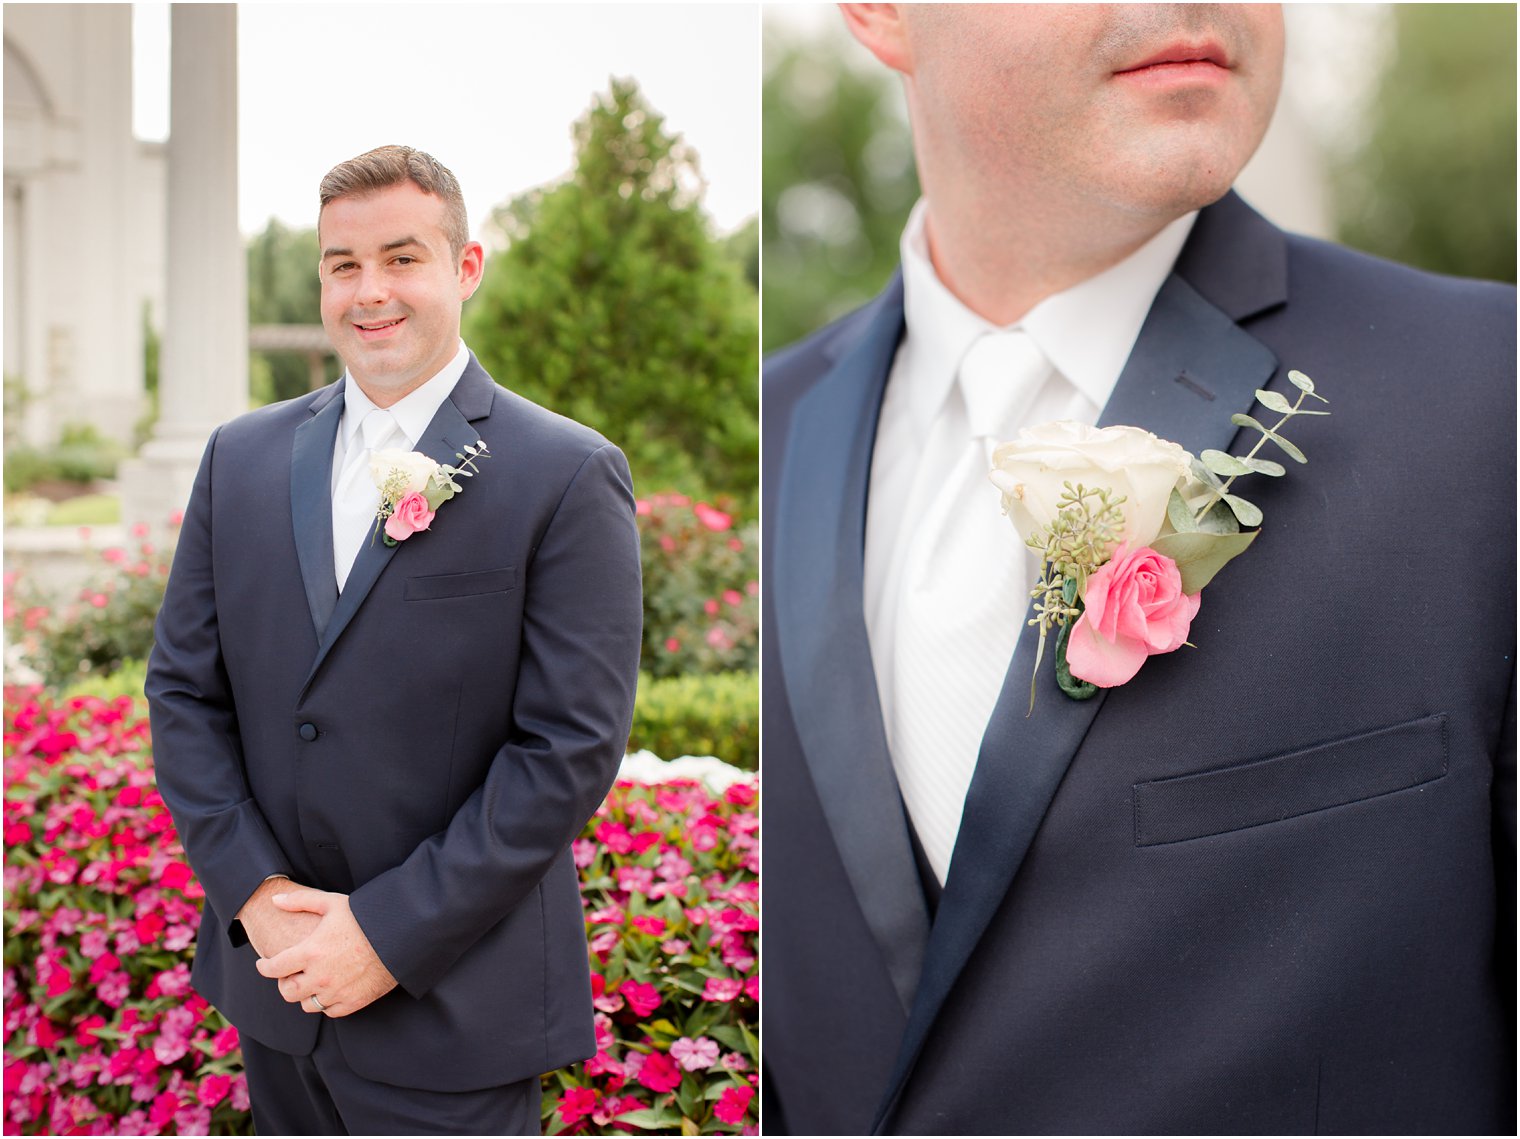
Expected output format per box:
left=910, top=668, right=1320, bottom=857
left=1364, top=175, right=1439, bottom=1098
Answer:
left=864, top=201, right=1197, bottom=876
left=330, top=340, right=470, bottom=586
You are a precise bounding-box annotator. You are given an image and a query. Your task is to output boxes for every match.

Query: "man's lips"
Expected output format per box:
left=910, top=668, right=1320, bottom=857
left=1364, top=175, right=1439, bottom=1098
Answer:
left=1114, top=40, right=1230, bottom=77
left=353, top=316, right=406, bottom=340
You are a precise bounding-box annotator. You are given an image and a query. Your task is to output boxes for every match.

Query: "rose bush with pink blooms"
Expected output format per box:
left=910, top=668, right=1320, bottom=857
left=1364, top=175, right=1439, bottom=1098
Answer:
left=1064, top=545, right=1201, bottom=688
left=4, top=687, right=757, bottom=1136
left=636, top=493, right=757, bottom=679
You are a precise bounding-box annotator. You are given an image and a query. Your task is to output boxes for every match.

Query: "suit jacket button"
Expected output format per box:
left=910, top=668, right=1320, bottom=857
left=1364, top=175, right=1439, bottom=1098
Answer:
left=298, top=723, right=318, bottom=742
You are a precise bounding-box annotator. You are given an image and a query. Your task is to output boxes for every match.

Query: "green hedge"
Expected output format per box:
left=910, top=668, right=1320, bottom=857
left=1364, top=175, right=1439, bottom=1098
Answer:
left=627, top=670, right=758, bottom=772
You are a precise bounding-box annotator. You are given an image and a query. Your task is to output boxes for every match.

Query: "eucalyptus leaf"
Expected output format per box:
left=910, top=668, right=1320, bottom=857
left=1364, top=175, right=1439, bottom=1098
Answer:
left=1263, top=431, right=1307, bottom=464
left=1287, top=369, right=1315, bottom=394
left=1224, top=494, right=1263, bottom=527
left=1165, top=488, right=1197, bottom=534
left=1255, top=388, right=1294, bottom=414
left=1190, top=457, right=1227, bottom=490
left=1240, top=457, right=1286, bottom=477
left=1196, top=499, right=1241, bottom=535
left=1230, top=413, right=1267, bottom=433
left=1150, top=529, right=1259, bottom=594
left=1201, top=449, right=1252, bottom=477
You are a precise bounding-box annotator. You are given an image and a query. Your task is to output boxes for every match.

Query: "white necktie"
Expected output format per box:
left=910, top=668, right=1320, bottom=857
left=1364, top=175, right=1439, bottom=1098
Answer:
left=332, top=409, right=399, bottom=591
left=890, top=330, right=1053, bottom=884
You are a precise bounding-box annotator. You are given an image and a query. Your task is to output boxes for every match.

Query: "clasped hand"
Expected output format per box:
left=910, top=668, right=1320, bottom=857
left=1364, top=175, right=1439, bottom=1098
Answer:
left=253, top=887, right=397, bottom=1018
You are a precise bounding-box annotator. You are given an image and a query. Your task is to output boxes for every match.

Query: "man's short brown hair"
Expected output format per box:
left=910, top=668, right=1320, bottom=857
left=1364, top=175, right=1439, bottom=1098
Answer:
left=318, top=145, right=469, bottom=260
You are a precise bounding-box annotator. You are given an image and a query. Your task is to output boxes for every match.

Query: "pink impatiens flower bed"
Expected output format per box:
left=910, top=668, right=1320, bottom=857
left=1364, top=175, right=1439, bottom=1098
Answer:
left=3, top=688, right=757, bottom=1136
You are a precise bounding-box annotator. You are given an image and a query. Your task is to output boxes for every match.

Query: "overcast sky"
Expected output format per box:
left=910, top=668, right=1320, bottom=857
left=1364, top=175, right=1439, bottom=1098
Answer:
left=133, top=3, right=761, bottom=240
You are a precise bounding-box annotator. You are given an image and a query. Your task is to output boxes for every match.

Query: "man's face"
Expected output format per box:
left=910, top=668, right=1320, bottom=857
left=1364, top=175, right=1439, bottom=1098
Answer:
left=895, top=3, right=1285, bottom=222
left=319, top=181, right=483, bottom=402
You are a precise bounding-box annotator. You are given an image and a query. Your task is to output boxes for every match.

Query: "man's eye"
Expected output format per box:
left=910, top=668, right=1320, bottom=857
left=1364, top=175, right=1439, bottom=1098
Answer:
left=331, top=262, right=357, bottom=273
left=393, top=256, right=415, bottom=266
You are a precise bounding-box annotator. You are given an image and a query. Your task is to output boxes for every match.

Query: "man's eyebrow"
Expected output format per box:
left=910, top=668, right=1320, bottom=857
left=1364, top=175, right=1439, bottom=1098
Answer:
left=320, top=237, right=422, bottom=260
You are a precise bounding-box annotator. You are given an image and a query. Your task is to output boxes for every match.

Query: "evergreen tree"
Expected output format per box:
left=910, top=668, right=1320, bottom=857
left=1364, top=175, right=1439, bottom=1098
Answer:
left=464, top=78, right=758, bottom=510
left=246, top=220, right=334, bottom=406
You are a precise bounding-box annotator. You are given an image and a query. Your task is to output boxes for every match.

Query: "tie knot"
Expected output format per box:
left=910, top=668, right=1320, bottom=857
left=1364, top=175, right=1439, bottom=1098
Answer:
left=359, top=408, right=397, bottom=451
left=957, top=330, right=1050, bottom=440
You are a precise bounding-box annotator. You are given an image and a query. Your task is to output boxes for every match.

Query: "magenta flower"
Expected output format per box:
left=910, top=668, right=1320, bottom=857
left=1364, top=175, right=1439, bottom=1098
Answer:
left=619, top=980, right=661, bottom=1018
left=558, top=1086, right=599, bottom=1126
left=637, top=1049, right=682, bottom=1093
left=713, top=1085, right=755, bottom=1124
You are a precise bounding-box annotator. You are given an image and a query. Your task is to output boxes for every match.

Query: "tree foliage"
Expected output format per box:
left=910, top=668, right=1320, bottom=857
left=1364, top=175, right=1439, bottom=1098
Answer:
left=1333, top=5, right=1516, bottom=284
left=761, top=23, right=919, bottom=352
left=245, top=220, right=335, bottom=407
left=464, top=78, right=758, bottom=510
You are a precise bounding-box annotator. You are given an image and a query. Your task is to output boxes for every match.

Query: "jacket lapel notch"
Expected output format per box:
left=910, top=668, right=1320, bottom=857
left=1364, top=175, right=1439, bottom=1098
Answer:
left=774, top=275, right=932, bottom=1014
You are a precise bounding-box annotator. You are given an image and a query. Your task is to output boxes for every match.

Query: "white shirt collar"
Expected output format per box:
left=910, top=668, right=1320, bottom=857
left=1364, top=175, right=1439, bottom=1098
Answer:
left=339, top=339, right=470, bottom=450
left=897, top=200, right=1197, bottom=421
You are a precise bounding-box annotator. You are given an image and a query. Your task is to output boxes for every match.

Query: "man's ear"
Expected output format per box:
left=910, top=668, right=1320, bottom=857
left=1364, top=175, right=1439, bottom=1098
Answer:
left=457, top=240, right=485, bottom=301
left=839, top=4, right=913, bottom=74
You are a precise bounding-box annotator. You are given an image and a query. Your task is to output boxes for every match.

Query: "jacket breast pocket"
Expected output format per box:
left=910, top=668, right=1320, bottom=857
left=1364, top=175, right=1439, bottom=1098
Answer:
left=1133, top=713, right=1449, bottom=847
left=404, top=566, right=517, bottom=601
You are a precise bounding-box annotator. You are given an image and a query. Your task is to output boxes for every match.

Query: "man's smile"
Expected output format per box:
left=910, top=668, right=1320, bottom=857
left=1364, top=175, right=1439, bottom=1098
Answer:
left=353, top=316, right=407, bottom=339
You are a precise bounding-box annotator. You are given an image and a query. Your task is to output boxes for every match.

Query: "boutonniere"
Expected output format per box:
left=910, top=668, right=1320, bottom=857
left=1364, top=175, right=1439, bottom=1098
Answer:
left=990, top=371, right=1329, bottom=711
left=369, top=441, right=491, bottom=546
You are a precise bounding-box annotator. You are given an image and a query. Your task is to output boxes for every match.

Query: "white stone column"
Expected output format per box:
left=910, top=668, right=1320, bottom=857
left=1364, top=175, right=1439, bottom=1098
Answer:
left=120, top=4, right=247, bottom=534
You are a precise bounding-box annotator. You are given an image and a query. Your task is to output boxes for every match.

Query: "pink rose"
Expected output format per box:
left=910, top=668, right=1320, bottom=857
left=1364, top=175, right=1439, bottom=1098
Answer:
left=1066, top=545, right=1200, bottom=688
left=384, top=491, right=435, bottom=542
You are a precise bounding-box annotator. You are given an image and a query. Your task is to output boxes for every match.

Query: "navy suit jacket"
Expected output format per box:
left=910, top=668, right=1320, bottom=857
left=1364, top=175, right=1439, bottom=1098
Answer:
left=762, top=193, right=1515, bottom=1134
left=146, top=356, right=643, bottom=1091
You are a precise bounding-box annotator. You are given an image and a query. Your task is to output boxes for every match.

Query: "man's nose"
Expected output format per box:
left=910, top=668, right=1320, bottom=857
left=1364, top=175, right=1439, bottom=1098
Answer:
left=355, top=266, right=389, bottom=305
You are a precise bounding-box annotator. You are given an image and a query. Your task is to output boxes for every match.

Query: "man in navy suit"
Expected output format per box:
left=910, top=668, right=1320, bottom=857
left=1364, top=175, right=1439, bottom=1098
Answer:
left=764, top=7, right=1513, bottom=1133
left=146, top=146, right=643, bottom=1134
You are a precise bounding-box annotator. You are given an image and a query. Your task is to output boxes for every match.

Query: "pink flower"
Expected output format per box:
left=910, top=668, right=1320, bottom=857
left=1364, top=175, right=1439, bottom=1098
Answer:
left=702, top=977, right=744, bottom=1003
left=1066, top=544, right=1200, bottom=688
left=558, top=1086, right=599, bottom=1125
left=637, top=1049, right=682, bottom=1093
left=694, top=503, right=732, bottom=532
left=669, top=1036, right=719, bottom=1071
left=619, top=979, right=661, bottom=1018
left=722, top=589, right=743, bottom=607
left=713, top=1085, right=755, bottom=1125
left=703, top=598, right=720, bottom=616
left=211, top=1025, right=240, bottom=1057
left=631, top=915, right=666, bottom=936
left=197, top=1074, right=232, bottom=1107
left=664, top=636, right=681, bottom=653
left=385, top=491, right=435, bottom=541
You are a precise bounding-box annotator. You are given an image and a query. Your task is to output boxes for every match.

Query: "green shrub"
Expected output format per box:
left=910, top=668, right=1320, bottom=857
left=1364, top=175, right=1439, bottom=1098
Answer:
left=638, top=494, right=757, bottom=679
left=3, top=530, right=170, bottom=689
left=628, top=671, right=758, bottom=772
left=60, top=658, right=148, bottom=705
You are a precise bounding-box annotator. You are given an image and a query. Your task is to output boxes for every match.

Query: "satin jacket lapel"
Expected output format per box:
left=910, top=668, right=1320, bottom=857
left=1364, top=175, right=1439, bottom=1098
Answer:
left=298, top=359, right=497, bottom=701
left=774, top=275, right=932, bottom=1014
left=291, top=383, right=345, bottom=639
left=873, top=195, right=1288, bottom=1131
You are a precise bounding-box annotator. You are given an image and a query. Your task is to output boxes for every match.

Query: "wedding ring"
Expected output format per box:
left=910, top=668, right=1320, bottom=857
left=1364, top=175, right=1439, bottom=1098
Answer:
left=311, top=995, right=326, bottom=1012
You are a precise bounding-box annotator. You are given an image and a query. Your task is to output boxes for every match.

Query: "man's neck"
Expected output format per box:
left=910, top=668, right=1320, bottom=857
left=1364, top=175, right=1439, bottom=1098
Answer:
left=918, top=183, right=1180, bottom=328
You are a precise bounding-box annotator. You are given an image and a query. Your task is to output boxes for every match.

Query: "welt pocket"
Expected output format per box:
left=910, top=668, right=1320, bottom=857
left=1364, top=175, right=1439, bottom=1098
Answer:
left=1133, top=713, right=1448, bottom=847
left=404, top=566, right=517, bottom=601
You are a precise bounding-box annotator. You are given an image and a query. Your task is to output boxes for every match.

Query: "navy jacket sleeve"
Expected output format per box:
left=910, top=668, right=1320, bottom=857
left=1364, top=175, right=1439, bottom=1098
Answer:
left=145, top=427, right=294, bottom=944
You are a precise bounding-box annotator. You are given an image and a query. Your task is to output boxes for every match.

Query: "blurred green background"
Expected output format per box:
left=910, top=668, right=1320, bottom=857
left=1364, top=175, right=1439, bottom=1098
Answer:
left=762, top=4, right=1517, bottom=352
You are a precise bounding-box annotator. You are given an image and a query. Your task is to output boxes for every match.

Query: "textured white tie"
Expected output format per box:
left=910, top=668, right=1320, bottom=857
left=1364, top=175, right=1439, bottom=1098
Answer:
left=890, top=330, right=1052, bottom=884
left=332, top=409, right=400, bottom=591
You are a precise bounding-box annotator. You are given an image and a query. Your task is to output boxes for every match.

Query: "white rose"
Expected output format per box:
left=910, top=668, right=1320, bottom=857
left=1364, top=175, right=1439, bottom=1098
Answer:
left=370, top=448, right=440, bottom=496
left=988, top=421, right=1192, bottom=547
